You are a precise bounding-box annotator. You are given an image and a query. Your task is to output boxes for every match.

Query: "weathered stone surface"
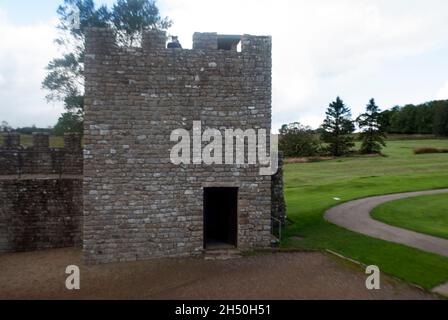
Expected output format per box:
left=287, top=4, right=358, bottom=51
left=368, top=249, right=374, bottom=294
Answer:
left=0, top=133, right=83, bottom=253
left=0, top=133, right=83, bottom=175
left=272, top=153, right=286, bottom=225
left=83, top=29, right=274, bottom=264
left=0, top=178, right=82, bottom=253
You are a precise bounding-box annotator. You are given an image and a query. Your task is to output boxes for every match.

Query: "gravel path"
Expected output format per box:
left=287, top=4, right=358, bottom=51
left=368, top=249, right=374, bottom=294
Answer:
left=0, top=248, right=437, bottom=300
left=325, top=189, right=448, bottom=257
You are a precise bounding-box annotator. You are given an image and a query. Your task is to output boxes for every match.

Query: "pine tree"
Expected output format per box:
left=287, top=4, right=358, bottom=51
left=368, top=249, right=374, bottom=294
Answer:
left=357, top=98, right=386, bottom=154
left=321, top=97, right=355, bottom=156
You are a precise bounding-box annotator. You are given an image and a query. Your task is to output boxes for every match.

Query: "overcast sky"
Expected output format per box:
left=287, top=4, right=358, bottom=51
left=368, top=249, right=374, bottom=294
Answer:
left=1, top=0, right=448, bottom=131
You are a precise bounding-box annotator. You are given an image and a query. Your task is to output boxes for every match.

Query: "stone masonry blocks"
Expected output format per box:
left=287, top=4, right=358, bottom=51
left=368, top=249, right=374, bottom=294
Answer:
left=84, top=28, right=273, bottom=264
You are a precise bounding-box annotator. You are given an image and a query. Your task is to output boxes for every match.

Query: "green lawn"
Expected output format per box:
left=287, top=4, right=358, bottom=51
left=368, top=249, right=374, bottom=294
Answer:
left=283, top=139, right=448, bottom=289
left=371, top=193, right=448, bottom=240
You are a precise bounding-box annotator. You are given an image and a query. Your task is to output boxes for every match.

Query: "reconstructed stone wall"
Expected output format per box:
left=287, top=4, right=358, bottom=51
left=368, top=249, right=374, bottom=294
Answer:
left=0, top=133, right=83, bottom=253
left=0, top=179, right=82, bottom=253
left=272, top=153, right=286, bottom=225
left=0, top=133, right=83, bottom=176
left=84, top=28, right=273, bottom=263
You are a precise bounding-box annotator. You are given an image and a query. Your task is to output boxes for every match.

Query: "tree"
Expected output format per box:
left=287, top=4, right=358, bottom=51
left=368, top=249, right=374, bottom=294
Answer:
left=43, top=0, right=172, bottom=134
left=397, top=105, right=418, bottom=134
left=15, top=126, right=52, bottom=135
left=357, top=99, right=386, bottom=154
left=43, top=0, right=110, bottom=106
left=53, top=112, right=84, bottom=136
left=321, top=97, right=355, bottom=156
left=380, top=100, right=448, bottom=135
left=279, top=122, right=321, bottom=157
left=378, top=106, right=399, bottom=133
left=1, top=121, right=13, bottom=133
left=112, top=0, right=172, bottom=46
left=433, top=101, right=448, bottom=136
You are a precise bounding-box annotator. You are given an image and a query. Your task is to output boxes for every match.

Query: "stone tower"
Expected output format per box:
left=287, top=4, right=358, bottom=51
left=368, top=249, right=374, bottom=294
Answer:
left=83, top=28, right=273, bottom=264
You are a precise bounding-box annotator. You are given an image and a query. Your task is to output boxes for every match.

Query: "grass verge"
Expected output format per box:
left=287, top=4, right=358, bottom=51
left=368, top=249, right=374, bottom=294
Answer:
left=371, top=193, right=448, bottom=240
left=282, top=139, right=448, bottom=289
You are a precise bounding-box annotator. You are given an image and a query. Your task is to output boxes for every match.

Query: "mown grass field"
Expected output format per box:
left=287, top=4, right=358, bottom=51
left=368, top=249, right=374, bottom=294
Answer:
left=283, top=139, right=448, bottom=289
left=372, top=193, right=448, bottom=240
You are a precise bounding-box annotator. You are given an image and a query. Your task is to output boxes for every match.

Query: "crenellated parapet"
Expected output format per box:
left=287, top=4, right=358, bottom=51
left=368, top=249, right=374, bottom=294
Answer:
left=84, top=27, right=271, bottom=54
left=0, top=133, right=83, bottom=254
left=83, top=28, right=273, bottom=264
left=0, top=133, right=83, bottom=176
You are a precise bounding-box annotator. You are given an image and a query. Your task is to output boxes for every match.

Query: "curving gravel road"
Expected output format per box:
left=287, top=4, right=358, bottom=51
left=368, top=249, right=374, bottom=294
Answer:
left=325, top=189, right=448, bottom=257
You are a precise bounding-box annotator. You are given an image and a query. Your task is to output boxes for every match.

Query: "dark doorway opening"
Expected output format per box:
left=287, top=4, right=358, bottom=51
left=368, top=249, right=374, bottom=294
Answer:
left=203, top=187, right=238, bottom=249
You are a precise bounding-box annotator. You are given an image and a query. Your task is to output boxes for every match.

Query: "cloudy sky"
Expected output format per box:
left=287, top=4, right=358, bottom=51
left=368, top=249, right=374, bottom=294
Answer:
left=1, top=0, right=448, bottom=131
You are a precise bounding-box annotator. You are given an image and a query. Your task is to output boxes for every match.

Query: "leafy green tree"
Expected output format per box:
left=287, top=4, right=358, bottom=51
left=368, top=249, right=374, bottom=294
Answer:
left=395, top=105, right=418, bottom=134
left=43, top=0, right=110, bottom=106
left=357, top=99, right=386, bottom=154
left=112, top=0, right=172, bottom=46
left=15, top=126, right=52, bottom=135
left=53, top=112, right=84, bottom=136
left=321, top=97, right=355, bottom=156
left=415, top=104, right=435, bottom=133
left=279, top=122, right=321, bottom=157
left=381, top=100, right=448, bottom=135
left=43, top=0, right=172, bottom=135
left=433, top=101, right=448, bottom=136
left=1, top=121, right=13, bottom=132
left=379, top=106, right=399, bottom=133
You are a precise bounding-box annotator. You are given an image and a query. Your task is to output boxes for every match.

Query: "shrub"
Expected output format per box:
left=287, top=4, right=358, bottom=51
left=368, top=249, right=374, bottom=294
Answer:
left=279, top=122, right=322, bottom=157
left=413, top=147, right=448, bottom=155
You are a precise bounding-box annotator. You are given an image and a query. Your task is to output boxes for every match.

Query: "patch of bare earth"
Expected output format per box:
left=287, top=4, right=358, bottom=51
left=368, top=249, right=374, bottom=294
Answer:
left=0, top=248, right=438, bottom=300
left=284, top=156, right=334, bottom=164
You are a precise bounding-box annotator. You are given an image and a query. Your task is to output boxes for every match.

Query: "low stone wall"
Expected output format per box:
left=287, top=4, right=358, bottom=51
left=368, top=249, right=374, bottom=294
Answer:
left=0, top=177, right=82, bottom=253
left=0, top=133, right=82, bottom=175
left=272, top=153, right=286, bottom=225
left=0, top=133, right=83, bottom=254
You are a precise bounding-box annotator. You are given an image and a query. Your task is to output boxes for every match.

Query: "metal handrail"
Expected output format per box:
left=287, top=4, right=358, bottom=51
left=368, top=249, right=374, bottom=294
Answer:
left=271, top=215, right=282, bottom=243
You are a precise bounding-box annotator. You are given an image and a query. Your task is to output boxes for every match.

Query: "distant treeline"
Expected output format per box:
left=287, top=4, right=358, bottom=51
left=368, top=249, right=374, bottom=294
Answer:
left=0, top=120, right=62, bottom=135
left=279, top=98, right=448, bottom=158
left=0, top=122, right=54, bottom=135
left=14, top=127, right=53, bottom=135
left=379, top=100, right=448, bottom=136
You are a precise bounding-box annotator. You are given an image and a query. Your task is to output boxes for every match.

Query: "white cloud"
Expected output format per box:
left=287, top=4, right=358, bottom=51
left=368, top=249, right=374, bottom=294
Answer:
left=0, top=74, right=5, bottom=87
left=436, top=81, right=448, bottom=100
left=1, top=1, right=448, bottom=130
left=0, top=9, right=64, bottom=128
left=160, top=0, right=448, bottom=129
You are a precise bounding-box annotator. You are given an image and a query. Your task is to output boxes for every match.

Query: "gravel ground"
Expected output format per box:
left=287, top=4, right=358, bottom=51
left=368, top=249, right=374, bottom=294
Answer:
left=0, top=248, right=438, bottom=300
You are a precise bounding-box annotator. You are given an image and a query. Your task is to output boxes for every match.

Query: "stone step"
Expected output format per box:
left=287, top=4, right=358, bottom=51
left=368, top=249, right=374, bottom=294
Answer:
left=203, top=249, right=242, bottom=261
